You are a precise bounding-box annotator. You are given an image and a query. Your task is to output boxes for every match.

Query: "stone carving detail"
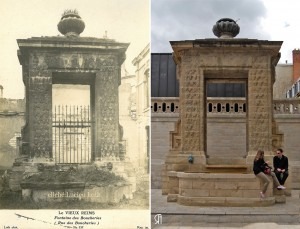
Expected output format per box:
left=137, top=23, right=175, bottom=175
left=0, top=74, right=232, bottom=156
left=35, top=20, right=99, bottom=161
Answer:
left=29, top=76, right=52, bottom=158
left=181, top=67, right=202, bottom=151
left=45, top=54, right=116, bottom=70
left=97, top=70, right=120, bottom=158
left=248, top=69, right=272, bottom=150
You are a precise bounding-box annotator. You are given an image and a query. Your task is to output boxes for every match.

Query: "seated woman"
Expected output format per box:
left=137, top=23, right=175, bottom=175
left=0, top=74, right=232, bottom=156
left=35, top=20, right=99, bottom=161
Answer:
left=253, top=150, right=285, bottom=198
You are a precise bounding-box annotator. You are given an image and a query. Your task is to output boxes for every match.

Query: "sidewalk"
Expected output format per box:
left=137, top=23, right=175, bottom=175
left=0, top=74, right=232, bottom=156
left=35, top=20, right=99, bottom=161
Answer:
left=151, top=189, right=300, bottom=228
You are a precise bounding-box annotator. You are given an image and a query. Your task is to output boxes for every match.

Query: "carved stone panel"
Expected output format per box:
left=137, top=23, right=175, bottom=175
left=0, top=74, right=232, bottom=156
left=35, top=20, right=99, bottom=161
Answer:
left=28, top=74, right=52, bottom=158
left=95, top=69, right=120, bottom=159
left=180, top=62, right=205, bottom=152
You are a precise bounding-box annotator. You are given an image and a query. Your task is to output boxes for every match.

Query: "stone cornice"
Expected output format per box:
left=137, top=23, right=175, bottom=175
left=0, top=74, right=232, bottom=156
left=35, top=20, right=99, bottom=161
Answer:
left=132, top=43, right=150, bottom=66
left=17, top=37, right=129, bottom=65
left=17, top=37, right=129, bottom=52
left=170, top=39, right=283, bottom=64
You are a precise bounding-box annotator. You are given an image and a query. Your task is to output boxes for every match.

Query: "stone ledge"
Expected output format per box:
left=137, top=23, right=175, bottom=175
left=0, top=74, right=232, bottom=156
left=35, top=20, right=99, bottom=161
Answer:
left=177, top=195, right=275, bottom=207
left=205, top=165, right=248, bottom=169
left=205, top=164, right=248, bottom=173
left=174, top=172, right=256, bottom=179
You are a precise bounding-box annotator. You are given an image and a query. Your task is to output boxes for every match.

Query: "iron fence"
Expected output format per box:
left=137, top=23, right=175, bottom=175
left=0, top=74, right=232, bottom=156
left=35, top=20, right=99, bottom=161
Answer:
left=52, top=105, right=92, bottom=163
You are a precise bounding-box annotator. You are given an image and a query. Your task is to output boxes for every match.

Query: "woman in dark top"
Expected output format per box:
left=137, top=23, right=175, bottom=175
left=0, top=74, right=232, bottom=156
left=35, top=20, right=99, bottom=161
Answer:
left=253, top=150, right=285, bottom=198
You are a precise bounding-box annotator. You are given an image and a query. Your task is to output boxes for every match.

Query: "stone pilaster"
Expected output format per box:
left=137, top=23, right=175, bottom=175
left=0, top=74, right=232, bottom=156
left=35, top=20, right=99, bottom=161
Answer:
left=95, top=66, right=120, bottom=160
left=28, top=51, right=53, bottom=159
left=247, top=56, right=273, bottom=160
left=179, top=53, right=206, bottom=154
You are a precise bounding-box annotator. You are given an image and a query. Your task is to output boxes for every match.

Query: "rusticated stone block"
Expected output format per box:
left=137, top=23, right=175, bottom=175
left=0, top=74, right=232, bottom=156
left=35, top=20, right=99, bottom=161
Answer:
left=179, top=179, right=193, bottom=189
left=192, top=181, right=215, bottom=189
left=172, top=164, right=189, bottom=171
left=237, top=181, right=259, bottom=190
left=215, top=182, right=238, bottom=190
left=209, top=189, right=243, bottom=198
left=167, top=194, right=178, bottom=202
left=180, top=188, right=209, bottom=197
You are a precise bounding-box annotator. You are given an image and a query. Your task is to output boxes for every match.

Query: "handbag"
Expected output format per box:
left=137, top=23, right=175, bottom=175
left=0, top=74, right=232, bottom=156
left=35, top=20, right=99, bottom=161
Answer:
left=264, top=166, right=271, bottom=175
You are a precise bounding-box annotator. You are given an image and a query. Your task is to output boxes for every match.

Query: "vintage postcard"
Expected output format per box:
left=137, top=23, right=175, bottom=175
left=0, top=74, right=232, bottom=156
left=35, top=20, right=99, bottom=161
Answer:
left=0, top=1, right=150, bottom=228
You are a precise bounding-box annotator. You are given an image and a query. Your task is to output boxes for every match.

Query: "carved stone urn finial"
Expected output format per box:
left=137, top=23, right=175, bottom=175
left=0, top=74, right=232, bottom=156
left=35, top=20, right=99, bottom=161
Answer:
left=212, top=18, right=240, bottom=38
left=57, top=9, right=85, bottom=37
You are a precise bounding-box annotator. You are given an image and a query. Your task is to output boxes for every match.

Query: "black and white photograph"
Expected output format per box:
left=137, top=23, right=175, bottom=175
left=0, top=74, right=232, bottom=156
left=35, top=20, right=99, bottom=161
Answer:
left=0, top=0, right=150, bottom=228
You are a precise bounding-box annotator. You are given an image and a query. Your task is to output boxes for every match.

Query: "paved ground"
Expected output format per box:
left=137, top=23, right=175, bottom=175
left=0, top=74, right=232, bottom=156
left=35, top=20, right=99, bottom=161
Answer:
left=151, top=189, right=300, bottom=228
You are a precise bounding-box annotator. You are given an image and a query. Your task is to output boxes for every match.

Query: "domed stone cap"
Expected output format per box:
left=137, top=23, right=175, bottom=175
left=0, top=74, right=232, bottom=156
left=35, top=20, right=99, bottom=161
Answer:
left=57, top=9, right=85, bottom=37
left=212, top=18, right=240, bottom=38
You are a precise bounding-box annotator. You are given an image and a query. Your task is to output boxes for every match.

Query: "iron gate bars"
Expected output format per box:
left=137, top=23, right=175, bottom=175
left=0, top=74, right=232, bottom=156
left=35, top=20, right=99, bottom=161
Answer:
left=52, top=105, right=92, bottom=163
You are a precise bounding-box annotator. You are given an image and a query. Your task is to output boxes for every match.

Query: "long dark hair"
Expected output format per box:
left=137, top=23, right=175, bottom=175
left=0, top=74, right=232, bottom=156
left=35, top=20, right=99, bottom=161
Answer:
left=254, top=150, right=264, bottom=161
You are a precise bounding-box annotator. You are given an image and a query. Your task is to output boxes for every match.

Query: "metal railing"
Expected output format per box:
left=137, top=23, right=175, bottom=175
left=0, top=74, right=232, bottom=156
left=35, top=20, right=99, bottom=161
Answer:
left=52, top=105, right=92, bottom=164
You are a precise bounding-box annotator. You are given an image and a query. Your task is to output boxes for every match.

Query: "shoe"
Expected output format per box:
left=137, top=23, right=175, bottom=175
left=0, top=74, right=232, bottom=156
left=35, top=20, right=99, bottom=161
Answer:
left=260, top=192, right=265, bottom=198
left=277, top=185, right=286, bottom=190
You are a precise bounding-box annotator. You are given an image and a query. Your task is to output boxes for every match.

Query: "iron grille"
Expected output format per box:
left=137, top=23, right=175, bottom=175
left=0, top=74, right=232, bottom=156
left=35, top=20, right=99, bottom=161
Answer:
left=52, top=105, right=92, bottom=163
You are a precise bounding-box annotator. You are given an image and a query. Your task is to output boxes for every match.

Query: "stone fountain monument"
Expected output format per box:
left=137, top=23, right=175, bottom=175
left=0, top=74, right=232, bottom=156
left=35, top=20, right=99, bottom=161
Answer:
left=162, top=18, right=285, bottom=206
left=8, top=10, right=135, bottom=204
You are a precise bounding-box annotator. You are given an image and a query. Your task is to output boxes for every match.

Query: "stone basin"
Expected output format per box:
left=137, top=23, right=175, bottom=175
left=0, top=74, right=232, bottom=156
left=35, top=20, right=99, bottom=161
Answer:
left=166, top=171, right=281, bottom=206
left=20, top=181, right=132, bottom=203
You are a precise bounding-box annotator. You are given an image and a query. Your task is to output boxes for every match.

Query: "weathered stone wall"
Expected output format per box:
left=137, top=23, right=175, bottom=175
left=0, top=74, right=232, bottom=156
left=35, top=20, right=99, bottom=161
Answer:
left=174, top=172, right=275, bottom=206
left=207, top=115, right=246, bottom=158
left=151, top=113, right=300, bottom=189
left=0, top=99, right=25, bottom=169
left=151, top=113, right=178, bottom=188
left=119, top=76, right=139, bottom=168
left=0, top=99, right=24, bottom=112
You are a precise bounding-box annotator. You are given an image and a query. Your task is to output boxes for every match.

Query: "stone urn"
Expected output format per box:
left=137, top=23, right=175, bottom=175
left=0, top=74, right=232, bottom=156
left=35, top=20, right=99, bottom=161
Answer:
left=57, top=10, right=85, bottom=37
left=212, top=18, right=240, bottom=38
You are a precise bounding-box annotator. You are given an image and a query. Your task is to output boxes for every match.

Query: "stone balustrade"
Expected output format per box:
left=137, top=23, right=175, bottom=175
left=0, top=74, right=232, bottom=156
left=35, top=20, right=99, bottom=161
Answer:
left=151, top=97, right=179, bottom=113
left=151, top=97, right=300, bottom=115
left=273, top=99, right=300, bottom=114
left=207, top=97, right=246, bottom=114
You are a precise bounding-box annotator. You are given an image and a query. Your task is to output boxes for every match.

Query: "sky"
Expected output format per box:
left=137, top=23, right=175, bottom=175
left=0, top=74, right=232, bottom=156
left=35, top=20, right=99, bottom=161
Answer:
left=2, top=0, right=300, bottom=99
left=0, top=0, right=149, bottom=99
left=152, top=0, right=300, bottom=63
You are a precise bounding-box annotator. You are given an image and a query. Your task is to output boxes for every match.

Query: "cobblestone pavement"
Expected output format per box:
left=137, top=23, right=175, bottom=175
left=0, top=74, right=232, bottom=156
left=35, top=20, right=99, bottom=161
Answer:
left=151, top=189, right=300, bottom=228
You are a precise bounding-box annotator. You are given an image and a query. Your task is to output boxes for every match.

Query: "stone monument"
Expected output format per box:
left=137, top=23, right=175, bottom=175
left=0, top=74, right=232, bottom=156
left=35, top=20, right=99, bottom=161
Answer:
left=8, top=10, right=135, bottom=204
left=162, top=18, right=285, bottom=206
